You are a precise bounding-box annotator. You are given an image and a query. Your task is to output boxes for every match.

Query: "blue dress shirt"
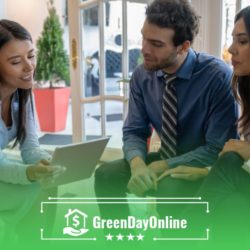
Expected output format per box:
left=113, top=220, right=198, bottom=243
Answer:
left=123, top=49, right=238, bottom=168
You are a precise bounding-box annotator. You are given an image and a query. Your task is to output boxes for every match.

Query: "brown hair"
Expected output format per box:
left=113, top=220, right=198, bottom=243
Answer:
left=145, top=0, right=200, bottom=46
left=232, top=7, right=250, bottom=133
left=0, top=19, right=34, bottom=146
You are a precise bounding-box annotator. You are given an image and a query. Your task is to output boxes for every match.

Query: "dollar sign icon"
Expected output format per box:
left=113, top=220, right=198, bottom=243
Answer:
left=72, top=215, right=80, bottom=228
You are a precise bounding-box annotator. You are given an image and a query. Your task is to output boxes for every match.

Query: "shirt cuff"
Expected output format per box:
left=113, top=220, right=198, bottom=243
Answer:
left=166, top=156, right=187, bottom=168
left=125, top=149, right=146, bottom=163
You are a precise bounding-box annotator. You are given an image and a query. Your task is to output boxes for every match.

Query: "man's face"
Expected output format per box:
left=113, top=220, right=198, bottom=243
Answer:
left=141, top=20, right=180, bottom=72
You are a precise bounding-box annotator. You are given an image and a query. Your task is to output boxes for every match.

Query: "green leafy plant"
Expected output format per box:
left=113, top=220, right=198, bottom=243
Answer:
left=35, top=0, right=69, bottom=88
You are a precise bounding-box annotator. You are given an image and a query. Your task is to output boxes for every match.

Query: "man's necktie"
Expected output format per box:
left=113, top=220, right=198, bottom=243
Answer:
left=160, top=74, right=177, bottom=159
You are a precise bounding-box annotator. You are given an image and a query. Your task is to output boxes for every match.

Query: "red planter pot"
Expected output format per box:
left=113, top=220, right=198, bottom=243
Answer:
left=33, top=87, right=71, bottom=132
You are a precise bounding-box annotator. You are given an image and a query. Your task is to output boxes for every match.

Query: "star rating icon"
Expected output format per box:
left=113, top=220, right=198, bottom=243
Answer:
left=136, top=233, right=144, bottom=241
left=105, top=233, right=144, bottom=241
left=116, top=233, right=124, bottom=240
left=127, top=233, right=134, bottom=240
left=105, top=233, right=113, bottom=241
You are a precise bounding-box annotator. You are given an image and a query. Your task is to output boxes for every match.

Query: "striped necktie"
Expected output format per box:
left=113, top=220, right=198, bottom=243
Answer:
left=160, top=74, right=177, bottom=159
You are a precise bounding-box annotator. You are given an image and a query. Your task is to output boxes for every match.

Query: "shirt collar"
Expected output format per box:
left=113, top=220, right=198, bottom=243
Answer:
left=156, top=49, right=196, bottom=80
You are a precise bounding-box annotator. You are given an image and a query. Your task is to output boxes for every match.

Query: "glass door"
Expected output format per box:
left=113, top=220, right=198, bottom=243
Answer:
left=67, top=0, right=148, bottom=148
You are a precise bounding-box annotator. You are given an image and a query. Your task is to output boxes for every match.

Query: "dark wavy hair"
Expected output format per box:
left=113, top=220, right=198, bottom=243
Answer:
left=145, top=0, right=200, bottom=46
left=0, top=19, right=34, bottom=146
left=231, top=6, right=250, bottom=134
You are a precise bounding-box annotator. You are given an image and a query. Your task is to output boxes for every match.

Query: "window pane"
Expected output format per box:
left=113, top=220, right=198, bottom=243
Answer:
left=81, top=6, right=100, bottom=97
left=127, top=2, right=145, bottom=72
left=222, top=0, right=236, bottom=63
left=104, top=0, right=123, bottom=96
left=241, top=0, right=250, bottom=8
left=83, top=102, right=102, bottom=140
left=105, top=101, right=123, bottom=148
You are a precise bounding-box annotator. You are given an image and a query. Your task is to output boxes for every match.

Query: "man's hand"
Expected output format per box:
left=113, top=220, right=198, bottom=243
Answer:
left=127, top=157, right=157, bottom=197
left=219, top=139, right=250, bottom=160
left=148, top=160, right=169, bottom=176
left=157, top=165, right=209, bottom=182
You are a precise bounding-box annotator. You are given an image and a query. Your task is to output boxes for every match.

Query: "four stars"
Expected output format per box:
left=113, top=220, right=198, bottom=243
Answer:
left=105, top=233, right=144, bottom=241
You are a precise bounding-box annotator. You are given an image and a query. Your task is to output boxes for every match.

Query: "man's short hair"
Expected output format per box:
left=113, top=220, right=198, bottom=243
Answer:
left=145, top=0, right=200, bottom=46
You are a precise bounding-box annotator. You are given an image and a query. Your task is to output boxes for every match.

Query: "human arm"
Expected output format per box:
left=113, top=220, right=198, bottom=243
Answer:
left=123, top=70, right=156, bottom=195
left=0, top=93, right=65, bottom=185
left=166, top=71, right=238, bottom=168
left=122, top=68, right=152, bottom=163
left=0, top=95, right=55, bottom=184
left=20, top=97, right=66, bottom=183
left=0, top=149, right=63, bottom=185
left=19, top=96, right=52, bottom=164
left=0, top=149, right=32, bottom=185
left=219, top=139, right=250, bottom=160
left=157, top=165, right=209, bottom=182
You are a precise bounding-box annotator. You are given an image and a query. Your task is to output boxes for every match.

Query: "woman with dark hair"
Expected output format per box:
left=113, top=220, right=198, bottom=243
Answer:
left=0, top=19, right=63, bottom=241
left=175, top=6, right=250, bottom=246
left=197, top=5, right=250, bottom=209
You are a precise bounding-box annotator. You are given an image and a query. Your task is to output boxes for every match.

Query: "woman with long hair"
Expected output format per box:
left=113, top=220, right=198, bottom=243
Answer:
left=0, top=19, right=63, bottom=242
left=181, top=6, right=250, bottom=246
left=198, top=5, right=250, bottom=212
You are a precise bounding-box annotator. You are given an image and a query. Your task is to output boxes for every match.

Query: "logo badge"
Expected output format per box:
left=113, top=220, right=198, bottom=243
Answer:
left=63, top=209, right=89, bottom=236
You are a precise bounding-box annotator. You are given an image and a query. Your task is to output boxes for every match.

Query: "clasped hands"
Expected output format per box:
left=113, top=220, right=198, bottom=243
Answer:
left=127, top=139, right=250, bottom=197
left=127, top=157, right=208, bottom=197
left=26, top=159, right=66, bottom=186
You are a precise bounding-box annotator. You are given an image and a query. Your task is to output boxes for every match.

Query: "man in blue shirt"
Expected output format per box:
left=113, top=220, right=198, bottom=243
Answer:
left=95, top=0, right=238, bottom=218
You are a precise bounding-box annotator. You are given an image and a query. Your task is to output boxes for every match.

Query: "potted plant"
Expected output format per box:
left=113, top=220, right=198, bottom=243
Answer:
left=33, top=0, right=70, bottom=132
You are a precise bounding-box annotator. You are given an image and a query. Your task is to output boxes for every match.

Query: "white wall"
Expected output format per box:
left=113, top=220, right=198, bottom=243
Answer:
left=4, top=0, right=65, bottom=44
left=192, top=0, right=223, bottom=58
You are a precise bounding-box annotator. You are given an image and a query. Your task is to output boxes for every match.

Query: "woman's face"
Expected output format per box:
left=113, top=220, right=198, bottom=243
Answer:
left=0, top=39, right=36, bottom=91
left=229, top=17, right=250, bottom=76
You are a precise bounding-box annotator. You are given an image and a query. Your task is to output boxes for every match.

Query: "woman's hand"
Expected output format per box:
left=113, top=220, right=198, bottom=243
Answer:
left=219, top=139, right=250, bottom=160
left=157, top=165, right=209, bottom=182
left=26, top=159, right=66, bottom=183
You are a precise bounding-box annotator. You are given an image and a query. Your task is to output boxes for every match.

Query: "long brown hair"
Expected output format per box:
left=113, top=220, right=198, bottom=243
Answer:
left=0, top=19, right=34, bottom=146
left=232, top=75, right=250, bottom=133
left=232, top=6, right=250, bottom=134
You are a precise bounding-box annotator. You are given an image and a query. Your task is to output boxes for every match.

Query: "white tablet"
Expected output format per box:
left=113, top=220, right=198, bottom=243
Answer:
left=45, top=137, right=109, bottom=188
